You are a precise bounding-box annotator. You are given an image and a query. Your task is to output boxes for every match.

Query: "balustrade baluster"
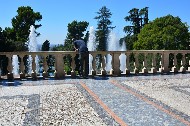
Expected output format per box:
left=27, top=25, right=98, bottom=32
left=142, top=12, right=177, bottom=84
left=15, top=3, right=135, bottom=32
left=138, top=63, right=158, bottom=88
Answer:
left=101, top=54, right=106, bottom=76
left=142, top=53, right=148, bottom=73
left=134, top=53, right=139, bottom=74
left=7, top=54, right=13, bottom=80
left=109, top=53, right=114, bottom=75
left=151, top=53, right=157, bottom=73
left=19, top=55, right=25, bottom=79
left=125, top=52, right=130, bottom=75
left=71, top=54, right=76, bottom=78
left=179, top=53, right=186, bottom=73
left=31, top=55, right=37, bottom=80
left=91, top=53, right=96, bottom=76
left=158, top=53, right=164, bottom=73
left=188, top=54, right=190, bottom=72
left=42, top=54, right=48, bottom=78
left=171, top=53, right=178, bottom=73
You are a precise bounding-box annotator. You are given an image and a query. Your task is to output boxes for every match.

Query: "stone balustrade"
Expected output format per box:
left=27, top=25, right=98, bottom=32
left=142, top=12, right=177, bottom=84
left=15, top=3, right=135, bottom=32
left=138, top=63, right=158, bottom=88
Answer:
left=0, top=50, right=190, bottom=80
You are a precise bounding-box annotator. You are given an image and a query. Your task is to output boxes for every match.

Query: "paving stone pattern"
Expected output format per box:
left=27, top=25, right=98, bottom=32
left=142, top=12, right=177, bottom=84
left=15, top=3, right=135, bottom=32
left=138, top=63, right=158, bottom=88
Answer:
left=0, top=74, right=190, bottom=125
left=0, top=84, right=106, bottom=126
left=84, top=79, right=186, bottom=126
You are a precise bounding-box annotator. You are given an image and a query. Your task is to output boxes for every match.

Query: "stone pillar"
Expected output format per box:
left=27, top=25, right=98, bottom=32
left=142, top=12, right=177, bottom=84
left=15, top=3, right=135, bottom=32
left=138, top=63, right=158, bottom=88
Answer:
left=163, top=51, right=170, bottom=73
left=112, top=53, right=121, bottom=76
left=54, top=54, right=65, bottom=79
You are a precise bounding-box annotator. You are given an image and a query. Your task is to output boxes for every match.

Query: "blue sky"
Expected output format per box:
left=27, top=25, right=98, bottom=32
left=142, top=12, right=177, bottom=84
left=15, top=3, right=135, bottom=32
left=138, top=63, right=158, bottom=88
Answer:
left=0, top=0, right=190, bottom=45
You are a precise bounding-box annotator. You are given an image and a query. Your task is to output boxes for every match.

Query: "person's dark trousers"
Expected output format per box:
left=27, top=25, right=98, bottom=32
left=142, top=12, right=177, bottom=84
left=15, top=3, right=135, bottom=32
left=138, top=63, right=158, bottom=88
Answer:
left=74, top=54, right=80, bottom=74
left=79, top=52, right=89, bottom=77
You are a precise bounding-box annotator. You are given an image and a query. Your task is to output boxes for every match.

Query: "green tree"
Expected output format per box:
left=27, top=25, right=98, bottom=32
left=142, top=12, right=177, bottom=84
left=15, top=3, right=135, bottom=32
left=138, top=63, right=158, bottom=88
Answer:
left=63, top=20, right=89, bottom=51
left=94, top=6, right=115, bottom=51
left=62, top=20, right=89, bottom=73
left=123, top=7, right=149, bottom=50
left=12, top=6, right=42, bottom=51
left=41, top=40, right=50, bottom=51
left=134, top=15, right=189, bottom=50
left=0, top=27, right=15, bottom=75
left=0, top=27, right=16, bottom=52
left=51, top=44, right=64, bottom=51
left=0, top=27, right=6, bottom=52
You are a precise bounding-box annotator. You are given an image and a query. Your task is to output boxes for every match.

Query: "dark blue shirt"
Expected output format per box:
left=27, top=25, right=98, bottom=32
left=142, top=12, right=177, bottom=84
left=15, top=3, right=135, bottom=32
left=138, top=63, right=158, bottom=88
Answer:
left=74, top=40, right=88, bottom=53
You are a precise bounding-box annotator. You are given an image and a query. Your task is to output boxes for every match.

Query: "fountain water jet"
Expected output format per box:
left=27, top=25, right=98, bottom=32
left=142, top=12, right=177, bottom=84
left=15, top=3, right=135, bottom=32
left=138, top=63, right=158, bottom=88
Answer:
left=87, top=26, right=96, bottom=74
left=12, top=55, right=19, bottom=76
left=27, top=25, right=40, bottom=75
left=119, top=40, right=126, bottom=73
left=106, top=30, right=126, bottom=73
left=106, top=31, right=119, bottom=72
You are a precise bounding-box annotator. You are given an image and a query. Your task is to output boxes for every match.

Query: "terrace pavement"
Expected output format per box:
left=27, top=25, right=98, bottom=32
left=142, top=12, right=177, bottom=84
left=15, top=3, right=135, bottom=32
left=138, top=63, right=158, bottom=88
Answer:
left=0, top=73, right=190, bottom=126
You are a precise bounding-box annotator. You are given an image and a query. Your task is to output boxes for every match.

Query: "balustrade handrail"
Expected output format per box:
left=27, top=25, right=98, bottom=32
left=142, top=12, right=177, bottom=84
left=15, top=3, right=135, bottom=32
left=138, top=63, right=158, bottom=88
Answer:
left=1, top=50, right=190, bottom=54
left=1, top=50, right=190, bottom=80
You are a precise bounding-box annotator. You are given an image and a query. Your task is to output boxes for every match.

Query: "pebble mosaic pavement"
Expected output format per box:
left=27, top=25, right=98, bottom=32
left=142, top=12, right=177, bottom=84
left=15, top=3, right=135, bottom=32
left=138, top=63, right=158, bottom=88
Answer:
left=0, top=73, right=190, bottom=126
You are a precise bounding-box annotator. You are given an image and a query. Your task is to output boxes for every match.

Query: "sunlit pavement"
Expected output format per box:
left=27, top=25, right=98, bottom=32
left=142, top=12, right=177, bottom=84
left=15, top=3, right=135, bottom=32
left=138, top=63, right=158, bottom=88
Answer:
left=0, top=74, right=190, bottom=125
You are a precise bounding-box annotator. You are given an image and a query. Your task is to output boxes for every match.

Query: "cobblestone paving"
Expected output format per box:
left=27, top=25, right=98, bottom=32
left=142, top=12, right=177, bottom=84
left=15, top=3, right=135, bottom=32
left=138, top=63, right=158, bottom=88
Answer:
left=0, top=83, right=106, bottom=126
left=0, top=73, right=190, bottom=126
left=84, top=77, right=188, bottom=126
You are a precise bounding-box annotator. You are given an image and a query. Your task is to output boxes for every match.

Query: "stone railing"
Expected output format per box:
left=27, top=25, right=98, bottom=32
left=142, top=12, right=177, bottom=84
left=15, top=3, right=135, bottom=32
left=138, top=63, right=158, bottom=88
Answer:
left=0, top=50, right=190, bottom=80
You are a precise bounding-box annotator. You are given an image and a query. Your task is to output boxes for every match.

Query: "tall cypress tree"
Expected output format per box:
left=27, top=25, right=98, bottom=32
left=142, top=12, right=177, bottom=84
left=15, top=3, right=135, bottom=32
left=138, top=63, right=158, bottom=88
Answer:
left=94, top=6, right=115, bottom=51
left=123, top=7, right=149, bottom=50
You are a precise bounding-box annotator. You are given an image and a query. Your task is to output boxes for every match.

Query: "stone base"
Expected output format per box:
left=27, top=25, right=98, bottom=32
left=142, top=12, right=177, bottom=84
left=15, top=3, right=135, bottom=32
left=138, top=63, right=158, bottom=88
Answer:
left=171, top=67, right=178, bottom=73
left=91, top=70, right=96, bottom=76
left=150, top=67, right=157, bottom=74
left=125, top=69, right=130, bottom=76
left=101, top=70, right=106, bottom=76
left=179, top=66, right=186, bottom=73
left=142, top=68, right=148, bottom=74
left=42, top=72, right=48, bottom=79
left=32, top=72, right=37, bottom=80
left=109, top=69, right=114, bottom=75
left=71, top=71, right=76, bottom=78
left=159, top=68, right=163, bottom=73
left=134, top=68, right=139, bottom=74
left=7, top=73, right=14, bottom=80
left=20, top=73, right=25, bottom=79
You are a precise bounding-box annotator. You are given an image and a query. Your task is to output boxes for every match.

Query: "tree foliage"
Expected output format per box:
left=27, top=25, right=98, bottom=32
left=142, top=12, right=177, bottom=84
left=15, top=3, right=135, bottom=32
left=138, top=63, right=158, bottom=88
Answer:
left=51, top=44, right=64, bottom=51
left=11, top=6, right=42, bottom=51
left=0, top=27, right=6, bottom=52
left=0, top=27, right=16, bottom=52
left=94, top=6, right=115, bottom=51
left=41, top=40, right=50, bottom=51
left=63, top=20, right=89, bottom=51
left=133, top=15, right=190, bottom=50
left=123, top=7, right=149, bottom=50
